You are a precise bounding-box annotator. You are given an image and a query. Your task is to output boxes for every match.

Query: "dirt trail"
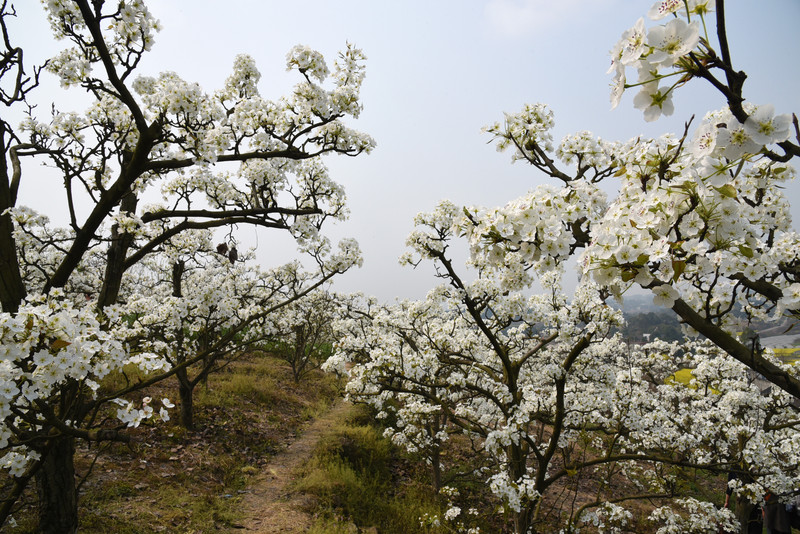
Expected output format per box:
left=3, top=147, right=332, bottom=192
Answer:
left=236, top=398, right=351, bottom=533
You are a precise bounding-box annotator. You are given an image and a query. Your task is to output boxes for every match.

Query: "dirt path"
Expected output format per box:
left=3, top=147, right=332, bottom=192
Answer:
left=236, top=398, right=351, bottom=532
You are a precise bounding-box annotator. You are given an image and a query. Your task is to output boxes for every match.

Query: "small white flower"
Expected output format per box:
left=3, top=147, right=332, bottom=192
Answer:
left=717, top=121, right=761, bottom=159
left=610, top=69, right=626, bottom=110
left=444, top=506, right=461, bottom=521
left=647, top=0, right=683, bottom=20
left=647, top=19, right=700, bottom=67
left=633, top=84, right=674, bottom=122
left=652, top=284, right=680, bottom=308
left=744, top=104, right=792, bottom=146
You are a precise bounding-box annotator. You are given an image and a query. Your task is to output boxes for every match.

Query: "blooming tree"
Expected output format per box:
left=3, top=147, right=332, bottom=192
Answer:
left=329, top=201, right=631, bottom=532
left=329, top=1, right=799, bottom=532
left=117, top=233, right=361, bottom=428
left=328, top=201, right=800, bottom=533
left=467, top=0, right=799, bottom=398
left=268, top=288, right=346, bottom=383
left=0, top=0, right=371, bottom=531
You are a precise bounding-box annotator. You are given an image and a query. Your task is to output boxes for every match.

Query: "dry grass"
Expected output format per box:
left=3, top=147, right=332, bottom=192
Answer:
left=3, top=352, right=340, bottom=533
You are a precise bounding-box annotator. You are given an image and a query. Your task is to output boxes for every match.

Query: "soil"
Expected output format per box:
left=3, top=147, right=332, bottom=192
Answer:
left=236, top=399, right=351, bottom=533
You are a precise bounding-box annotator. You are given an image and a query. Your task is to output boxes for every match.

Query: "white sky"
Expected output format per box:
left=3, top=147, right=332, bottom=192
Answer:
left=11, top=1, right=800, bottom=302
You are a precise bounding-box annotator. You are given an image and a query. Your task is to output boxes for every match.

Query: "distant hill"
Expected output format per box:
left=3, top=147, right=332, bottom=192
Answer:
left=616, top=294, right=661, bottom=314
left=622, top=310, right=683, bottom=343
left=617, top=294, right=800, bottom=346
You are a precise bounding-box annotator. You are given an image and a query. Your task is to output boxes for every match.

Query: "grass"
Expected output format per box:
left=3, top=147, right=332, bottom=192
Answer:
left=4, top=352, right=340, bottom=533
left=295, top=405, right=450, bottom=534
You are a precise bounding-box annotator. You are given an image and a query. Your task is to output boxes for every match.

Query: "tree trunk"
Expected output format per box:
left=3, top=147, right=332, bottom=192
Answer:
left=97, top=189, right=138, bottom=308
left=0, top=129, right=26, bottom=314
left=292, top=325, right=306, bottom=382
left=177, top=367, right=195, bottom=430
left=513, top=505, right=537, bottom=534
left=172, top=263, right=196, bottom=429
left=735, top=496, right=762, bottom=534
left=507, top=442, right=536, bottom=534
left=0, top=202, right=25, bottom=312
left=429, top=413, right=443, bottom=492
left=430, top=442, right=441, bottom=492
left=35, top=437, right=78, bottom=534
left=172, top=260, right=185, bottom=297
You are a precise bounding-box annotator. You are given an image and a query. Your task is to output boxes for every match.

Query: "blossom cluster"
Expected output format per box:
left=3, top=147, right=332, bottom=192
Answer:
left=465, top=97, right=799, bottom=343
left=45, top=0, right=161, bottom=88
left=609, top=0, right=710, bottom=120
left=0, top=290, right=171, bottom=473
left=649, top=498, right=738, bottom=534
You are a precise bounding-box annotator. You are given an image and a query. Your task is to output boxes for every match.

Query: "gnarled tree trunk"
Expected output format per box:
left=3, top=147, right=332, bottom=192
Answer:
left=508, top=441, right=537, bottom=534
left=32, top=185, right=139, bottom=531
left=735, top=496, right=762, bottom=534
left=35, top=437, right=78, bottom=534
left=0, top=128, right=26, bottom=314
left=97, top=189, right=138, bottom=308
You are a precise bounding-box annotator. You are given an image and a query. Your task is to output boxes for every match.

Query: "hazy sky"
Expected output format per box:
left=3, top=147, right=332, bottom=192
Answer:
left=12, top=1, right=800, bottom=302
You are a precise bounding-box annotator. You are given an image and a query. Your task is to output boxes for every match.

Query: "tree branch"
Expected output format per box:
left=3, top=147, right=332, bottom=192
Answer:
left=671, top=297, right=800, bottom=398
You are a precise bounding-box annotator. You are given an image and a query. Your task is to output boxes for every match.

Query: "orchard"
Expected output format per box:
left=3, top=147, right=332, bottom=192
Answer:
left=0, top=0, right=368, bottom=531
left=0, top=0, right=798, bottom=533
left=331, top=0, right=800, bottom=532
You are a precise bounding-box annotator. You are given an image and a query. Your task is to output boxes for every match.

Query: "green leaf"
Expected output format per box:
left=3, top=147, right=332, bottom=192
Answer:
left=672, top=260, right=686, bottom=281
left=715, top=184, right=738, bottom=199
left=51, top=339, right=71, bottom=351
left=738, top=245, right=754, bottom=258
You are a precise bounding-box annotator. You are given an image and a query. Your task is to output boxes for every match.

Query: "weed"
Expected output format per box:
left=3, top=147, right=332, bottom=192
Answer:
left=297, top=416, right=447, bottom=534
left=313, top=423, right=391, bottom=476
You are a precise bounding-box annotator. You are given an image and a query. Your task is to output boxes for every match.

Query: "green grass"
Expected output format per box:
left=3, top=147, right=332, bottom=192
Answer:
left=79, top=478, right=243, bottom=533
left=296, top=412, right=447, bottom=534
left=96, top=363, right=154, bottom=394
left=196, top=370, right=279, bottom=407
left=196, top=353, right=339, bottom=410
